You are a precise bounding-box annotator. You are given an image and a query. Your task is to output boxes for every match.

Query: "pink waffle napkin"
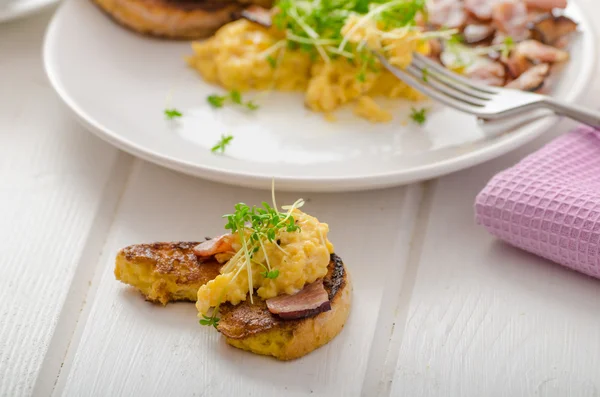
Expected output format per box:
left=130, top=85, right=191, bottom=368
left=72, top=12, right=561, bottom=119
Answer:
left=475, top=126, right=600, bottom=278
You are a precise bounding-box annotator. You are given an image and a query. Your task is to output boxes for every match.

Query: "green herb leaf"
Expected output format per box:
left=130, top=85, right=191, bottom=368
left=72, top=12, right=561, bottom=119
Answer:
left=207, top=91, right=259, bottom=110
left=164, top=108, right=183, bottom=120
left=266, top=55, right=277, bottom=69
left=421, top=67, right=429, bottom=82
left=262, top=269, right=280, bottom=279
left=207, top=95, right=226, bottom=108
left=211, top=134, right=234, bottom=153
left=410, top=107, right=428, bottom=125
left=230, top=89, right=242, bottom=105
left=275, top=0, right=426, bottom=61
left=502, top=36, right=515, bottom=59
left=246, top=101, right=260, bottom=111
left=199, top=314, right=220, bottom=328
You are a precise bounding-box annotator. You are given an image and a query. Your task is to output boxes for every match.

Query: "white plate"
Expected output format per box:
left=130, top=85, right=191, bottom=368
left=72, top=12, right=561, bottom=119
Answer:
left=44, top=0, right=596, bottom=192
left=0, top=0, right=57, bottom=23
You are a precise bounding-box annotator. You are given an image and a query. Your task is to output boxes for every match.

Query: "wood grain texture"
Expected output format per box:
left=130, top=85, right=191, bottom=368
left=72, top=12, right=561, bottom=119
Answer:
left=389, top=123, right=600, bottom=397
left=388, top=5, right=600, bottom=392
left=0, top=9, right=121, bottom=396
left=56, top=162, right=423, bottom=397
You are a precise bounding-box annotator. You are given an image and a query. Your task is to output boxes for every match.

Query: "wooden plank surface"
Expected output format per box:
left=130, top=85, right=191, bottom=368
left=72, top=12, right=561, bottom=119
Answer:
left=0, top=9, right=123, bottom=396
left=55, top=162, right=424, bottom=397
left=389, top=141, right=600, bottom=396
left=3, top=0, right=600, bottom=395
left=388, top=4, right=600, bottom=391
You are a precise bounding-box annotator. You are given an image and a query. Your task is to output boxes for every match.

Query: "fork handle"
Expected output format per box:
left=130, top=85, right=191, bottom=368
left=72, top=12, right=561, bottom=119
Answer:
left=543, top=99, right=600, bottom=130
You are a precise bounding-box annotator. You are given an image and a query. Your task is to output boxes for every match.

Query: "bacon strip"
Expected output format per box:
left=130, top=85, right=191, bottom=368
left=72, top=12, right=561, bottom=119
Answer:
left=240, top=5, right=272, bottom=28
left=192, top=234, right=234, bottom=257
left=266, top=280, right=331, bottom=320
left=524, top=0, right=567, bottom=11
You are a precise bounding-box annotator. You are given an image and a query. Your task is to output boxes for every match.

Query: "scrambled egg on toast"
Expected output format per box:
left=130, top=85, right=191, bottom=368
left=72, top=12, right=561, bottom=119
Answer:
left=115, top=242, right=351, bottom=360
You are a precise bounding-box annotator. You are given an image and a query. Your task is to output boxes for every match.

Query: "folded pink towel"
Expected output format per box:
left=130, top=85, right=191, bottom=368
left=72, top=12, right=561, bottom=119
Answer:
left=475, top=127, right=600, bottom=278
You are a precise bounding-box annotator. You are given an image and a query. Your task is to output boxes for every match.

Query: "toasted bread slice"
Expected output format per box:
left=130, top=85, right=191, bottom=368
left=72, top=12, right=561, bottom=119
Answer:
left=92, top=0, right=273, bottom=39
left=115, top=243, right=351, bottom=360
left=115, top=242, right=221, bottom=304
left=218, top=254, right=351, bottom=360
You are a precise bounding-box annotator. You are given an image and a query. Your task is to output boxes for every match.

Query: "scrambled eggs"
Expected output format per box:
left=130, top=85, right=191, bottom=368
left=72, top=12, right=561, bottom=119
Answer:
left=196, top=210, right=334, bottom=314
left=187, top=18, right=429, bottom=123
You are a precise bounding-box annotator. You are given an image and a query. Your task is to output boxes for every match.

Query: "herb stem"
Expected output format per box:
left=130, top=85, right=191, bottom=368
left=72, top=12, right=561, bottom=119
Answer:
left=238, top=228, right=254, bottom=304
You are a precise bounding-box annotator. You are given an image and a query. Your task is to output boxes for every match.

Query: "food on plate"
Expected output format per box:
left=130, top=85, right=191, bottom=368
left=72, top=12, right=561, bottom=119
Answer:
left=92, top=0, right=273, bottom=39
left=428, top=0, right=577, bottom=92
left=187, top=0, right=577, bottom=122
left=115, top=192, right=352, bottom=360
left=187, top=0, right=435, bottom=122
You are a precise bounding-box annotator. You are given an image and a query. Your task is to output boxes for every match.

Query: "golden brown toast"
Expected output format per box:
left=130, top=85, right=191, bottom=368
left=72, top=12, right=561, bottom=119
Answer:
left=115, top=242, right=351, bottom=360
left=92, top=0, right=273, bottom=39
left=115, top=241, right=221, bottom=304
left=218, top=254, right=351, bottom=360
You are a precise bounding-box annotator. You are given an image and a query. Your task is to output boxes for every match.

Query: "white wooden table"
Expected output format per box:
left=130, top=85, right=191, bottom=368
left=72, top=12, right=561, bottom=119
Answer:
left=2, top=5, right=600, bottom=396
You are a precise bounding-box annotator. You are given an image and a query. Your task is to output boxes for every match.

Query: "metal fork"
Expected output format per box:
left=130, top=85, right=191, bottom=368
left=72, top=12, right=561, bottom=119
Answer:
left=375, top=52, right=600, bottom=129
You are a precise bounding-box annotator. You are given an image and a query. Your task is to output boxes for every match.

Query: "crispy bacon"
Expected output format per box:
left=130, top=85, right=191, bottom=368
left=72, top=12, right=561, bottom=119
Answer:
left=427, top=0, right=468, bottom=28
left=505, top=63, right=550, bottom=91
left=466, top=59, right=506, bottom=86
left=266, top=280, right=331, bottom=320
left=492, top=0, right=530, bottom=40
left=463, top=24, right=496, bottom=43
left=516, top=39, right=569, bottom=62
left=465, top=0, right=496, bottom=20
left=524, top=0, right=567, bottom=11
left=192, top=234, right=234, bottom=257
left=240, top=5, right=272, bottom=28
left=528, top=14, right=577, bottom=45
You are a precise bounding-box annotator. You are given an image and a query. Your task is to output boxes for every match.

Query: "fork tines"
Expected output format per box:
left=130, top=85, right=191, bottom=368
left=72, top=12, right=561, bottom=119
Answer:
left=375, top=52, right=498, bottom=115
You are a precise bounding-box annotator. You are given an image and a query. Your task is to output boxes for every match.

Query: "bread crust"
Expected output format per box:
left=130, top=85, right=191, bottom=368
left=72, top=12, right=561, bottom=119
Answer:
left=218, top=254, right=352, bottom=360
left=223, top=269, right=351, bottom=360
left=92, top=0, right=243, bottom=39
left=115, top=241, right=221, bottom=304
left=115, top=242, right=352, bottom=360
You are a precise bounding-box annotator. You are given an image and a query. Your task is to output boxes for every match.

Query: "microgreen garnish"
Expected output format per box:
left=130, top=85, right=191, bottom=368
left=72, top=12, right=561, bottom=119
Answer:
left=199, top=313, right=219, bottom=328
left=262, top=269, right=280, bottom=279
left=246, top=101, right=260, bottom=110
left=207, top=94, right=226, bottom=108
left=230, top=89, right=242, bottom=105
left=266, top=55, right=277, bottom=69
left=220, top=192, right=305, bottom=304
left=272, top=0, right=426, bottom=64
left=410, top=107, right=428, bottom=125
left=443, top=36, right=473, bottom=68
left=207, top=90, right=259, bottom=110
left=421, top=67, right=429, bottom=82
left=164, top=108, right=183, bottom=119
left=211, top=134, right=234, bottom=153
left=502, top=36, right=515, bottom=58
left=444, top=34, right=516, bottom=67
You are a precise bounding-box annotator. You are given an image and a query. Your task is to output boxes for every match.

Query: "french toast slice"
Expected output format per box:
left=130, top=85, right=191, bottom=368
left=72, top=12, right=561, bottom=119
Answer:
left=115, top=242, right=221, bottom=304
left=115, top=242, right=351, bottom=360
left=218, top=254, right=351, bottom=360
left=92, top=0, right=272, bottom=39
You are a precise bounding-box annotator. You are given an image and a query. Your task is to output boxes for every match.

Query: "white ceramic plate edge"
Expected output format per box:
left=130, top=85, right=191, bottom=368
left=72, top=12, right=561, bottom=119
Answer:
left=43, top=1, right=598, bottom=192
left=0, top=0, right=58, bottom=23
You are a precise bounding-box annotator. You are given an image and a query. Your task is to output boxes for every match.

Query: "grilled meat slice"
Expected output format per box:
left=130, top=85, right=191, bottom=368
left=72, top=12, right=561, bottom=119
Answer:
left=266, top=279, right=331, bottom=320
left=217, top=254, right=351, bottom=360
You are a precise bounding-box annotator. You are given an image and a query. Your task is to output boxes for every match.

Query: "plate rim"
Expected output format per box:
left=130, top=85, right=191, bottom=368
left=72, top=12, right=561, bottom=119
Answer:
left=0, top=0, right=58, bottom=23
left=43, top=0, right=598, bottom=192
